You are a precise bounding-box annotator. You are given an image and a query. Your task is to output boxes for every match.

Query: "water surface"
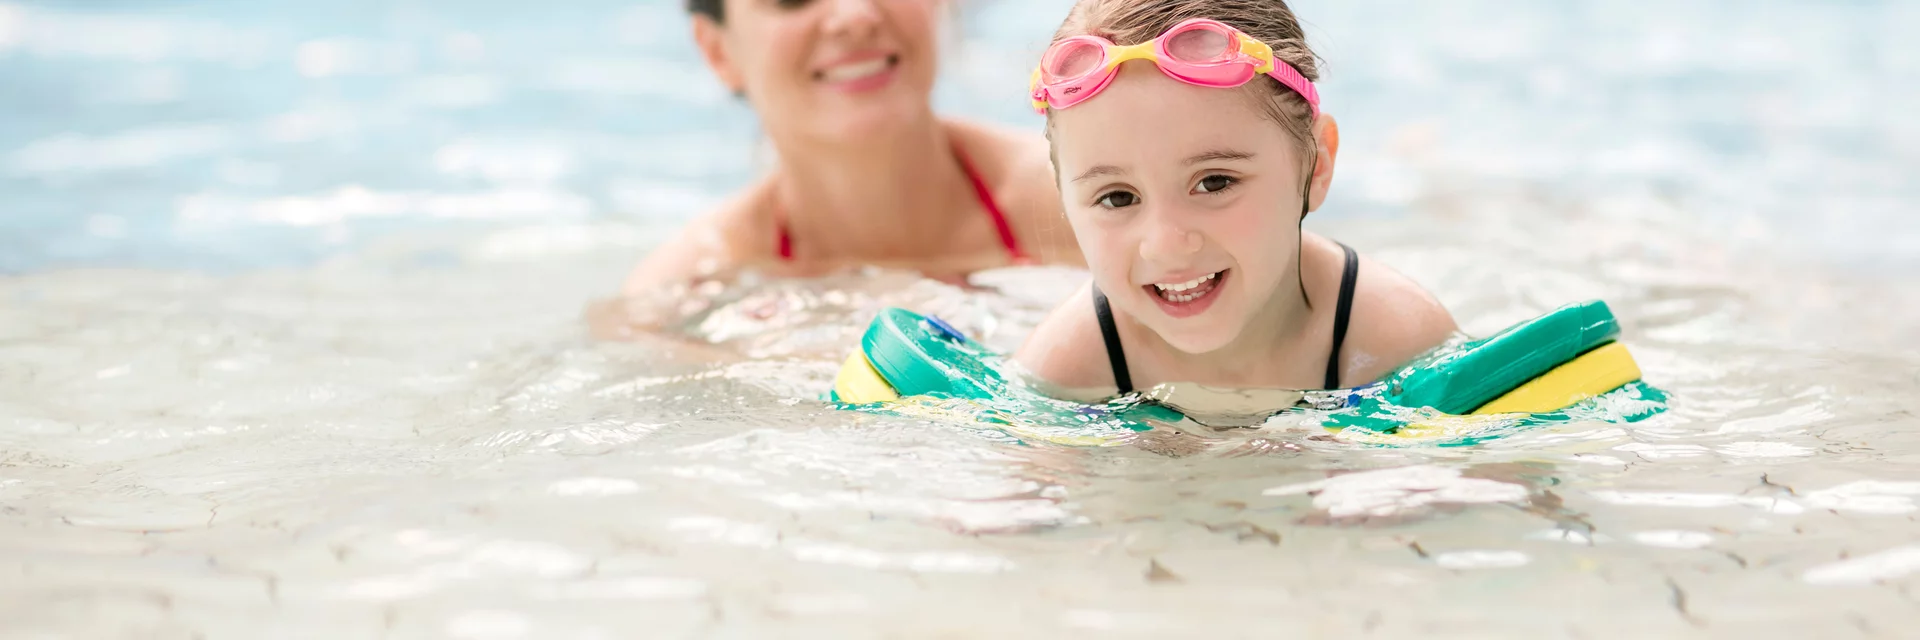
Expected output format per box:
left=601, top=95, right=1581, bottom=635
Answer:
left=3, top=0, right=1918, bottom=637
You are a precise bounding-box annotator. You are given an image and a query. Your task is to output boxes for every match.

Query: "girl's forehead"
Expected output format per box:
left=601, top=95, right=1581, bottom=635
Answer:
left=1051, top=75, right=1293, bottom=167
left=1064, top=67, right=1273, bottom=124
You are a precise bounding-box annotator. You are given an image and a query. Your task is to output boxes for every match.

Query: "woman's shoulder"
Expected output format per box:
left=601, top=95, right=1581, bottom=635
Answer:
left=621, top=177, right=779, bottom=295
left=944, top=120, right=1085, bottom=266
left=1305, top=233, right=1459, bottom=385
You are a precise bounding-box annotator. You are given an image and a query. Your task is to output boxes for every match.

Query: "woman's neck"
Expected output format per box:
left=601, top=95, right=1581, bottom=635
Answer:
left=769, top=113, right=981, bottom=261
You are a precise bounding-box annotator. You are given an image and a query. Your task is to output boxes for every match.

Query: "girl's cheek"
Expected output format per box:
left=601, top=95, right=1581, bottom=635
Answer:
left=1071, top=222, right=1126, bottom=277
left=1098, top=233, right=1135, bottom=283
left=1220, top=209, right=1280, bottom=247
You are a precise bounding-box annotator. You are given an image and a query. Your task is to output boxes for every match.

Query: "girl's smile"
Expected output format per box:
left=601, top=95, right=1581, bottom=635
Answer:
left=1146, top=268, right=1227, bottom=318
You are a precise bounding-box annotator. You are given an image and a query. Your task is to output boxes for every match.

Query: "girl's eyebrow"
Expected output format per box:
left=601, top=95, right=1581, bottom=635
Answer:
left=1185, top=149, right=1255, bottom=165
left=1072, top=165, right=1126, bottom=183
left=1073, top=150, right=1254, bottom=183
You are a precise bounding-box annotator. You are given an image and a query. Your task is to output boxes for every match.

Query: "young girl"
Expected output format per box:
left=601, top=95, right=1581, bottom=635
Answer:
left=1016, top=0, right=1458, bottom=397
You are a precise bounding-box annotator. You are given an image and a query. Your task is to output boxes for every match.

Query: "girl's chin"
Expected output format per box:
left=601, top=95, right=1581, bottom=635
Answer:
left=1152, top=323, right=1239, bottom=356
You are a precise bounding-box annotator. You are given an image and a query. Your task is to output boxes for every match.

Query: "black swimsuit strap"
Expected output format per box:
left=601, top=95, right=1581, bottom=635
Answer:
left=1091, top=286, right=1134, bottom=394
left=1325, top=242, right=1360, bottom=389
left=1092, top=242, right=1358, bottom=395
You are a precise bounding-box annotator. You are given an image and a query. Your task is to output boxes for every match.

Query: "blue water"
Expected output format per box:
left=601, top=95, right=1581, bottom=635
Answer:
left=3, top=0, right=1916, bottom=273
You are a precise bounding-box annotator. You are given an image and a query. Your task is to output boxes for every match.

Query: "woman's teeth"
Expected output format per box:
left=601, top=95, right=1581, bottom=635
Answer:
left=819, top=56, right=894, bottom=82
left=1152, top=272, right=1220, bottom=303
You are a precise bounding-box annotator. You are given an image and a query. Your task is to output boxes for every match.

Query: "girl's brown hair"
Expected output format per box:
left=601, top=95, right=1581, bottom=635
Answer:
left=1049, top=0, right=1323, bottom=164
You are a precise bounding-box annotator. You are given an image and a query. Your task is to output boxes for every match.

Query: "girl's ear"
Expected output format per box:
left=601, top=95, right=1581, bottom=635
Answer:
left=1306, top=114, right=1339, bottom=214
left=692, top=15, right=745, bottom=96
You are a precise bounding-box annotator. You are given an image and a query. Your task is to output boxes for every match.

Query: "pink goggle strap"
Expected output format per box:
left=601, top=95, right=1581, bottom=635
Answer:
left=1261, top=60, right=1321, bottom=117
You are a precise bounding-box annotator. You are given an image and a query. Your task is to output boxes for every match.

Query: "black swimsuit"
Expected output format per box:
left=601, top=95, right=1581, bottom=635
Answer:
left=1093, top=242, right=1361, bottom=393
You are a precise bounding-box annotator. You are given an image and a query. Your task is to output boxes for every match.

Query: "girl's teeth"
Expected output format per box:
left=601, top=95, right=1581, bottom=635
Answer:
left=1151, top=271, right=1220, bottom=303
left=1153, top=272, right=1217, bottom=292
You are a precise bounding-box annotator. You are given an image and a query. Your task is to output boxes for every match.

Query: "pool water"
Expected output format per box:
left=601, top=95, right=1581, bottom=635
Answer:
left=3, top=0, right=1919, bottom=637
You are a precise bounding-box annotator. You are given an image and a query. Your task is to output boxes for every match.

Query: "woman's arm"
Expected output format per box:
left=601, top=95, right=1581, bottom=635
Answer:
left=620, top=180, right=773, bottom=296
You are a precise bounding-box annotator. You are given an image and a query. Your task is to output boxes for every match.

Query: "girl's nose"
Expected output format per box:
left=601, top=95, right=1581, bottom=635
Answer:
left=1137, top=210, right=1203, bottom=264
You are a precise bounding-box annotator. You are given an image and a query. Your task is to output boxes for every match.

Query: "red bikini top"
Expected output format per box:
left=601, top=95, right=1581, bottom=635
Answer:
left=774, top=142, right=1025, bottom=262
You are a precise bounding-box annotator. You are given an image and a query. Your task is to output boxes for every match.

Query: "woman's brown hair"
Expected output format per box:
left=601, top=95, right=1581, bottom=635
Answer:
left=688, top=0, right=724, bottom=22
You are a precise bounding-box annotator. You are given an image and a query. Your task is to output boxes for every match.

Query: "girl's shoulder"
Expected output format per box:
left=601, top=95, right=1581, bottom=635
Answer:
left=1306, top=234, right=1459, bottom=386
left=1012, top=283, right=1118, bottom=396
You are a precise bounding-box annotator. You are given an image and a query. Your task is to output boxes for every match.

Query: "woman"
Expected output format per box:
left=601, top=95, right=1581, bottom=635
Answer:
left=622, top=0, right=1084, bottom=295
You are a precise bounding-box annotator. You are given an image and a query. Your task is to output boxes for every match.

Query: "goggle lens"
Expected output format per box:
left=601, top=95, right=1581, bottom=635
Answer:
left=1164, top=23, right=1236, bottom=64
left=1044, top=39, right=1107, bottom=81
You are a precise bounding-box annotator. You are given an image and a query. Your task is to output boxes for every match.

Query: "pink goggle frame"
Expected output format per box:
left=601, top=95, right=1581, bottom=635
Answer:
left=1030, top=18, right=1320, bottom=117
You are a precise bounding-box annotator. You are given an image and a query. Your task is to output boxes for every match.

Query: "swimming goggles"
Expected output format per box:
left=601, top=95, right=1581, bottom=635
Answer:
left=1029, top=18, right=1321, bottom=116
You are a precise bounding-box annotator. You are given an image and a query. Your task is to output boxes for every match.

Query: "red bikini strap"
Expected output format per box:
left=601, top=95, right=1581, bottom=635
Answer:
left=770, top=189, right=796, bottom=260
left=775, top=141, right=1025, bottom=263
left=775, top=215, right=793, bottom=260
left=951, top=144, right=1027, bottom=262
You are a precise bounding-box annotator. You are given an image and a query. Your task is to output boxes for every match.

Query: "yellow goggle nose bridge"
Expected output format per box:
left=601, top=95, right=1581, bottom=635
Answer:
left=1102, top=40, right=1160, bottom=69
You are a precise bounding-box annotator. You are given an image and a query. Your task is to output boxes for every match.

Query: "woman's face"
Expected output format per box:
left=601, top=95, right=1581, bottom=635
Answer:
left=696, top=0, right=942, bottom=142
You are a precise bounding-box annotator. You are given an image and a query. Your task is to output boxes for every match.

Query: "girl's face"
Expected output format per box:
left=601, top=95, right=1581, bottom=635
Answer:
left=694, top=0, right=942, bottom=142
left=1050, top=65, right=1328, bottom=355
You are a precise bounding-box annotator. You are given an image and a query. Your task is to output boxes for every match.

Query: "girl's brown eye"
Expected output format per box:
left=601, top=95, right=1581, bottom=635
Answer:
left=776, top=0, right=813, bottom=9
left=1196, top=175, right=1236, bottom=194
left=1097, top=192, right=1137, bottom=209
